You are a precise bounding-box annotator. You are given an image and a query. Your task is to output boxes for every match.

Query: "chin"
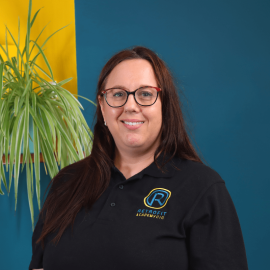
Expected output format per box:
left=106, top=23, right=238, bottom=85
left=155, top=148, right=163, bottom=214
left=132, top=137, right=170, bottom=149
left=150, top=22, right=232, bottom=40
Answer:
left=125, top=137, right=143, bottom=147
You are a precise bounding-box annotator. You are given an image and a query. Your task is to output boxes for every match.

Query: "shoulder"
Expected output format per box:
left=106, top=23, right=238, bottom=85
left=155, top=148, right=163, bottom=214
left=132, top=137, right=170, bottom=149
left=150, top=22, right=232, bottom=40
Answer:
left=170, top=156, right=225, bottom=191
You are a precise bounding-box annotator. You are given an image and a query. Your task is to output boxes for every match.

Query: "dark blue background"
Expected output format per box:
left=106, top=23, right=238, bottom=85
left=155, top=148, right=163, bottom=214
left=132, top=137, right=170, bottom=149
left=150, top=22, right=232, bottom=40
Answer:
left=1, top=0, right=269, bottom=269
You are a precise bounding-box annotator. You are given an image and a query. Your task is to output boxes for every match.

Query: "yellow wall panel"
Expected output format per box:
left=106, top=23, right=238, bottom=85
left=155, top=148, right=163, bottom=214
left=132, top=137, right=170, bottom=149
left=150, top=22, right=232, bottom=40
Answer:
left=0, top=0, right=77, bottom=95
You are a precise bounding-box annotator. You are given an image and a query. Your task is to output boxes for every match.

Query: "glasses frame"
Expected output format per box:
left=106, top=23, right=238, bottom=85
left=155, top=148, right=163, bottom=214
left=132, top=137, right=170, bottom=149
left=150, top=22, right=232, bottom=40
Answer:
left=100, top=86, right=162, bottom=108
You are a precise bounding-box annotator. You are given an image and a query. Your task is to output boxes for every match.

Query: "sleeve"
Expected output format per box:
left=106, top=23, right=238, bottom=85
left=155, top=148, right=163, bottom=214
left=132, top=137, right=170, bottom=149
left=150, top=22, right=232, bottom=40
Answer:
left=187, top=182, right=249, bottom=270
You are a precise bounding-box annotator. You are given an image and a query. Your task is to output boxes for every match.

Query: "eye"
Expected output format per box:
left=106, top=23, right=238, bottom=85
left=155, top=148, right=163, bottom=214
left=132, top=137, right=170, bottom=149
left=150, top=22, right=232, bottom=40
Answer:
left=113, top=92, right=124, bottom=97
left=141, top=91, right=153, bottom=97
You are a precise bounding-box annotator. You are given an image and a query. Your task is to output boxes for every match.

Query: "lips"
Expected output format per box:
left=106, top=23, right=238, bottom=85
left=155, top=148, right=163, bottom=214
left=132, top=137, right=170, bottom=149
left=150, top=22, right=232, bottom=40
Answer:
left=121, top=120, right=145, bottom=123
left=121, top=120, right=144, bottom=124
left=121, top=120, right=144, bottom=130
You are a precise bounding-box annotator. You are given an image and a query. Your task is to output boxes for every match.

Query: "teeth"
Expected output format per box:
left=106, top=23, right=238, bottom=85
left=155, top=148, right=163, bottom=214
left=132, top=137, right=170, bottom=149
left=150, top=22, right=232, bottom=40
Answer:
left=123, top=121, right=144, bottom=126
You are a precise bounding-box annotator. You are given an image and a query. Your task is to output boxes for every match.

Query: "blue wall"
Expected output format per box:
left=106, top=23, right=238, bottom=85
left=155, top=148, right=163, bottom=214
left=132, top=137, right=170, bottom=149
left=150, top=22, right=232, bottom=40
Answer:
left=0, top=167, right=51, bottom=269
left=74, top=0, right=270, bottom=269
left=1, top=0, right=269, bottom=269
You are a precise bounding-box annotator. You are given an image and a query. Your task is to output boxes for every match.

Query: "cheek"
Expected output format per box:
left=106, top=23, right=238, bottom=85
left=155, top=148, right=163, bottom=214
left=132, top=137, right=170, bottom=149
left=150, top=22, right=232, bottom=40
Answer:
left=147, top=105, right=162, bottom=126
left=105, top=107, right=122, bottom=121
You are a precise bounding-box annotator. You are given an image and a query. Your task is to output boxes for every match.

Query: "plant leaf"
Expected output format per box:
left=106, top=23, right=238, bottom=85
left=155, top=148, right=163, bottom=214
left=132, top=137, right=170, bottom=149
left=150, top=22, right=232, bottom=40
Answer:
left=39, top=23, right=70, bottom=51
left=29, top=40, right=54, bottom=81
left=0, top=63, right=5, bottom=99
left=29, top=22, right=49, bottom=58
left=33, top=118, right=40, bottom=209
left=26, top=149, right=34, bottom=230
left=22, top=93, right=29, bottom=165
left=8, top=108, right=25, bottom=192
left=57, top=77, right=72, bottom=87
left=22, top=78, right=32, bottom=97
left=14, top=96, right=19, bottom=116
left=28, top=106, right=46, bottom=140
left=14, top=114, right=25, bottom=210
left=41, top=107, right=79, bottom=162
left=62, top=116, right=84, bottom=159
left=5, top=27, right=26, bottom=74
left=30, top=62, right=53, bottom=81
left=17, top=17, right=20, bottom=69
left=0, top=160, right=8, bottom=194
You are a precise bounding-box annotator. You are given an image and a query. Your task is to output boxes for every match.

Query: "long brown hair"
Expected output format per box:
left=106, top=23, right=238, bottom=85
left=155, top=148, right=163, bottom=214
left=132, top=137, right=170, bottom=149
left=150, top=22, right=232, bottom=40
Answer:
left=36, top=46, right=204, bottom=248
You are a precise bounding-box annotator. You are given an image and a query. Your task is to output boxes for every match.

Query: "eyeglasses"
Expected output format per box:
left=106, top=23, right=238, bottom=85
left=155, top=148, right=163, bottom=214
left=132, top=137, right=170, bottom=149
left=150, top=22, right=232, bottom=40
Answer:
left=101, top=86, right=162, bottom=108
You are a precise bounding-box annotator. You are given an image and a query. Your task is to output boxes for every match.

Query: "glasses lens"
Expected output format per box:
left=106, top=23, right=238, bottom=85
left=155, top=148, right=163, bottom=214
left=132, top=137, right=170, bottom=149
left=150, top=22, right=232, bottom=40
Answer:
left=136, top=87, right=158, bottom=105
left=106, top=89, right=127, bottom=107
left=105, top=87, right=158, bottom=107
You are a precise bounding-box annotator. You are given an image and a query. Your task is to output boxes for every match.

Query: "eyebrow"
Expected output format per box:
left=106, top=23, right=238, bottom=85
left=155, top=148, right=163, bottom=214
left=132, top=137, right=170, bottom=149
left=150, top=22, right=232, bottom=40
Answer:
left=108, top=84, right=150, bottom=90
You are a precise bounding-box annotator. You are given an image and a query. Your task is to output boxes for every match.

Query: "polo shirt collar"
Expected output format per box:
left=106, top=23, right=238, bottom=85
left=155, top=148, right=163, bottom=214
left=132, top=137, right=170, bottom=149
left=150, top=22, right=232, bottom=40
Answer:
left=111, top=152, right=178, bottom=180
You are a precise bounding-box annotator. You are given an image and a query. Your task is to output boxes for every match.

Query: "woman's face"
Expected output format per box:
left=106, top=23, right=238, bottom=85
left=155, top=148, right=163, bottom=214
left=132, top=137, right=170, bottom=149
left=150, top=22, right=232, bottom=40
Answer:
left=98, top=59, right=162, bottom=155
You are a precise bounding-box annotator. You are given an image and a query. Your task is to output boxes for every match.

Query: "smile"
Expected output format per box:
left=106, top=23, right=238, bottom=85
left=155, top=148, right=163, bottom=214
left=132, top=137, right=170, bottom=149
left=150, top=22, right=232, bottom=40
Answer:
left=121, top=121, right=144, bottom=130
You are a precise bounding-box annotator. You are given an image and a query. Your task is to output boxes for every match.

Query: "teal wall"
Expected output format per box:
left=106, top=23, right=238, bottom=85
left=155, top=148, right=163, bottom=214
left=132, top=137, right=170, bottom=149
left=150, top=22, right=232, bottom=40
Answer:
left=0, top=167, right=51, bottom=269
left=1, top=0, right=269, bottom=269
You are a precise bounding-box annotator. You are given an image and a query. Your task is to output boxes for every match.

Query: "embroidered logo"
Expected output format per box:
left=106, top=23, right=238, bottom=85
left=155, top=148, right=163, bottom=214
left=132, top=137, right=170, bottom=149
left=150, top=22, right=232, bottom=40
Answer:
left=144, top=188, right=171, bottom=209
left=136, top=188, right=171, bottom=220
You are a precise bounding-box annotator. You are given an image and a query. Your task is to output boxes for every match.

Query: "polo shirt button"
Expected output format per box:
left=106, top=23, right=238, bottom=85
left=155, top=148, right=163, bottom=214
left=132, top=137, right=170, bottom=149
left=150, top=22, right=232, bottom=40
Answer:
left=119, top=185, right=124, bottom=189
left=111, top=203, right=115, bottom=207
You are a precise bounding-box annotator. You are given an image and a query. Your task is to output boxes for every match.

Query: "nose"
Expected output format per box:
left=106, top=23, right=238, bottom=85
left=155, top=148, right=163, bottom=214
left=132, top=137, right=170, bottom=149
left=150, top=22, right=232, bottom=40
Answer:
left=122, top=92, right=140, bottom=113
left=124, top=92, right=140, bottom=108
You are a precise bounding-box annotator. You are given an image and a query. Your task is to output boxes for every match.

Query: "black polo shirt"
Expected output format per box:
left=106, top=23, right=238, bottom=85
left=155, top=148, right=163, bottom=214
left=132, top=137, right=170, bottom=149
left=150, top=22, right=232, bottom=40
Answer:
left=29, top=155, right=249, bottom=270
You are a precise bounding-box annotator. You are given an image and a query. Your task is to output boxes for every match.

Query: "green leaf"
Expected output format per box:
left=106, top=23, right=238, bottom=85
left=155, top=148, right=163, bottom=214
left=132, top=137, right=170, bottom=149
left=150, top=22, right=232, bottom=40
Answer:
left=57, top=77, right=72, bottom=87
left=29, top=22, right=49, bottom=58
left=22, top=93, right=29, bottom=165
left=4, top=110, right=11, bottom=174
left=0, top=160, right=8, bottom=194
left=33, top=113, right=40, bottom=209
left=0, top=179, right=4, bottom=195
left=30, top=7, right=43, bottom=28
left=14, top=114, right=25, bottom=210
left=30, top=62, right=53, bottom=81
left=26, top=0, right=32, bottom=62
left=39, top=132, right=57, bottom=179
left=28, top=106, right=46, bottom=140
left=40, top=78, right=68, bottom=113
left=0, top=62, right=4, bottom=108
left=5, top=28, right=11, bottom=63
left=22, top=78, right=32, bottom=97
left=56, top=128, right=61, bottom=166
left=0, top=44, right=9, bottom=61
left=69, top=94, right=97, bottom=106
left=8, top=108, right=25, bottom=192
left=0, top=133, right=8, bottom=192
left=58, top=86, right=84, bottom=109
left=5, top=27, right=26, bottom=73
left=43, top=107, right=79, bottom=162
left=62, top=116, right=84, bottom=159
left=29, top=40, right=54, bottom=81
left=17, top=17, right=20, bottom=69
left=5, top=61, right=22, bottom=82
left=39, top=23, right=70, bottom=51
left=14, top=96, right=19, bottom=116
left=26, top=149, right=34, bottom=230
left=39, top=107, right=53, bottom=148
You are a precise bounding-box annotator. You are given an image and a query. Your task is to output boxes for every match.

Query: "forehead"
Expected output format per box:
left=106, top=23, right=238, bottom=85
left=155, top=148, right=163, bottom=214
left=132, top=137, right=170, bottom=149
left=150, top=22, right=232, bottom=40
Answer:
left=105, top=59, right=158, bottom=89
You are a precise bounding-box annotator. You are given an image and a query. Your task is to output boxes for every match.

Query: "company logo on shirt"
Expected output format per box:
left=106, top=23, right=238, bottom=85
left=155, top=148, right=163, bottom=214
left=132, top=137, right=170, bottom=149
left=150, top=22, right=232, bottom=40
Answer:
left=135, top=188, right=171, bottom=220
left=144, top=188, right=171, bottom=209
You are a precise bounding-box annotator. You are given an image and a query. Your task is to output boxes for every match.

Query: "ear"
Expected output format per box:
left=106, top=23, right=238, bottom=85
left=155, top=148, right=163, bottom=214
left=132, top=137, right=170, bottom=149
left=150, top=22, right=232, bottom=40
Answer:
left=98, top=95, right=105, bottom=121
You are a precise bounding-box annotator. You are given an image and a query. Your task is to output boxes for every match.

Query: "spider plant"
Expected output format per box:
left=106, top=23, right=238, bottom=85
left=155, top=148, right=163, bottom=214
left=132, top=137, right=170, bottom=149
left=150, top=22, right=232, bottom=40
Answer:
left=0, top=0, right=95, bottom=230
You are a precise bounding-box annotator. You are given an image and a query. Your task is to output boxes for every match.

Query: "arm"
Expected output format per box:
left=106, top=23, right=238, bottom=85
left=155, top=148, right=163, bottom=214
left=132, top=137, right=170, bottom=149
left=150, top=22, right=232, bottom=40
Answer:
left=187, top=182, right=249, bottom=269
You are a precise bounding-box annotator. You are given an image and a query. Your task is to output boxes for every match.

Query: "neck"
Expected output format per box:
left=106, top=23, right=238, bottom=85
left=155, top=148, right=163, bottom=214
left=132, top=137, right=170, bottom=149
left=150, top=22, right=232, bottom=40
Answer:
left=113, top=146, right=162, bottom=180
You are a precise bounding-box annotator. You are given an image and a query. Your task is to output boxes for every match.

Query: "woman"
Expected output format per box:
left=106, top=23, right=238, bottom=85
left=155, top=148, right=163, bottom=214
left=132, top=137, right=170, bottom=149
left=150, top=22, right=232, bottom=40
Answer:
left=29, top=46, right=249, bottom=270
